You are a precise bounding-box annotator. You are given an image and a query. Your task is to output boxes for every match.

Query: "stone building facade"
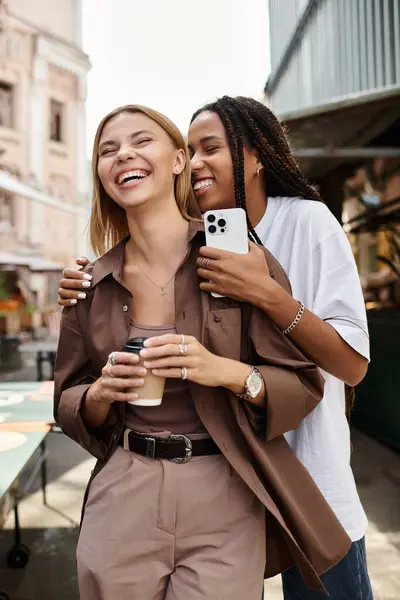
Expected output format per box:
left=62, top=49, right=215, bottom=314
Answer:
left=0, top=0, right=90, bottom=318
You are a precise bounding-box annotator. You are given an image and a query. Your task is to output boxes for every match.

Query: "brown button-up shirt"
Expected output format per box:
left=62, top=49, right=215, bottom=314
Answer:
left=54, top=221, right=350, bottom=591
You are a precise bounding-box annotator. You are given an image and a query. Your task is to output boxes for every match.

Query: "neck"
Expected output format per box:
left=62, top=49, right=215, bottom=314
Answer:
left=125, top=198, right=189, bottom=266
left=246, top=175, right=268, bottom=228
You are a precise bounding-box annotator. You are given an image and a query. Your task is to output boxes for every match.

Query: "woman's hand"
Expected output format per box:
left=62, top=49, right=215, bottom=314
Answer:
left=140, top=334, right=251, bottom=392
left=82, top=351, right=147, bottom=429
left=196, top=241, right=271, bottom=305
left=86, top=351, right=146, bottom=406
left=58, top=257, right=91, bottom=306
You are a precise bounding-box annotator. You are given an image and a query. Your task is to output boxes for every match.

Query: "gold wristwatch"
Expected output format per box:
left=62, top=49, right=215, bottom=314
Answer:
left=237, top=367, right=263, bottom=401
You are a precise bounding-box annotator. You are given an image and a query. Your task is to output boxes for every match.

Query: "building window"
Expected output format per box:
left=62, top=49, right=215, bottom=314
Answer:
left=50, top=100, right=64, bottom=142
left=0, top=82, right=14, bottom=128
left=0, top=192, right=14, bottom=230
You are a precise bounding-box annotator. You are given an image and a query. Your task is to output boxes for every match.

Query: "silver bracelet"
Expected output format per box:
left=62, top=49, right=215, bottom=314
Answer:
left=282, top=301, right=305, bottom=335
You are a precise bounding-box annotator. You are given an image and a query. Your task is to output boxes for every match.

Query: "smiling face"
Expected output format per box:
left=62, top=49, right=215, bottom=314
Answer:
left=188, top=110, right=261, bottom=213
left=96, top=111, right=185, bottom=212
left=188, top=111, right=235, bottom=212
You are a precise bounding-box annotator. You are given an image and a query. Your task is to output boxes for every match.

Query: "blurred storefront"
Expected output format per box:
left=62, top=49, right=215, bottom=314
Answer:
left=0, top=0, right=90, bottom=367
left=265, top=0, right=400, bottom=449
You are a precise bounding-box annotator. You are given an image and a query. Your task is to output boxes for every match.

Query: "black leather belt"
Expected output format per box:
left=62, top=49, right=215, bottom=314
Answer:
left=119, top=430, right=221, bottom=464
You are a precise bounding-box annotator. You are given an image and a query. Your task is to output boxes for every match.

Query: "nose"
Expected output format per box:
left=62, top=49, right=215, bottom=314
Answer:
left=190, top=150, right=205, bottom=172
left=116, top=145, right=137, bottom=163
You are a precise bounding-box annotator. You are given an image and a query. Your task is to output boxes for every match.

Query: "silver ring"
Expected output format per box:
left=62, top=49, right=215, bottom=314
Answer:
left=107, top=364, right=115, bottom=378
left=108, top=351, right=118, bottom=366
left=181, top=367, right=188, bottom=380
left=202, top=258, right=211, bottom=270
left=179, top=343, right=188, bottom=356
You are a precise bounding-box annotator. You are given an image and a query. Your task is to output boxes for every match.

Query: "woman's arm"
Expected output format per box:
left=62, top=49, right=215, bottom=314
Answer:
left=82, top=352, right=147, bottom=428
left=218, top=358, right=266, bottom=406
left=197, top=242, right=368, bottom=386
left=140, top=333, right=264, bottom=403
left=55, top=307, right=146, bottom=457
left=253, top=279, right=367, bottom=386
left=54, top=308, right=115, bottom=460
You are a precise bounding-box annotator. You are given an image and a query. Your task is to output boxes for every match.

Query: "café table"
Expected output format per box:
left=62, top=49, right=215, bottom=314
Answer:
left=0, top=381, right=55, bottom=600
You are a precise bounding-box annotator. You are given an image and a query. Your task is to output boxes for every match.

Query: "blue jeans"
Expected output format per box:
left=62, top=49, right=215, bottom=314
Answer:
left=263, top=538, right=374, bottom=599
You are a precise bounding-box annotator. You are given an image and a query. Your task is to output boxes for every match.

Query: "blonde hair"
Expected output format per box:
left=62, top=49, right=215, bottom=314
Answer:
left=90, top=104, right=200, bottom=256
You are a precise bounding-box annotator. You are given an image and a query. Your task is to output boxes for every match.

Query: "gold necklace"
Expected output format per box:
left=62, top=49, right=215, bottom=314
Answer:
left=136, top=246, right=189, bottom=297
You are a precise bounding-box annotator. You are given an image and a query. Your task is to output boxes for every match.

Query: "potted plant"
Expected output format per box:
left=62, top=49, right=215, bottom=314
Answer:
left=0, top=273, right=19, bottom=313
left=19, top=303, right=42, bottom=331
left=0, top=272, right=22, bottom=370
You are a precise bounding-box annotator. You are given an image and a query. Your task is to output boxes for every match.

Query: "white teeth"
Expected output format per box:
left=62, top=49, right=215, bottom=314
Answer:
left=118, top=170, right=148, bottom=185
left=193, top=179, right=214, bottom=191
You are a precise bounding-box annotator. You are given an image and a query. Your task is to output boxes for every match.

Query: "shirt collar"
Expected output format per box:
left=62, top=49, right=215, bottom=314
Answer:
left=90, top=219, right=204, bottom=288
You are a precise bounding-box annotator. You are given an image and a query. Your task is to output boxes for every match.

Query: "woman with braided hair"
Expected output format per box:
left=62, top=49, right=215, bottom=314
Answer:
left=188, top=96, right=373, bottom=600
left=58, top=96, right=373, bottom=599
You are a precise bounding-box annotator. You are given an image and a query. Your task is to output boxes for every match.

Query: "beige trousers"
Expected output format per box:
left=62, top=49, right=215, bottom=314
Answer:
left=77, top=445, right=265, bottom=600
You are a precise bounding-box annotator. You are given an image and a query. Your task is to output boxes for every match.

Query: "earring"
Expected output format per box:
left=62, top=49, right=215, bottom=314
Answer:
left=256, top=168, right=261, bottom=176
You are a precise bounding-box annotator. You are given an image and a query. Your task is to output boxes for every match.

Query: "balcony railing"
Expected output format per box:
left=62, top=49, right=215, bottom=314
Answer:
left=267, top=0, right=400, bottom=116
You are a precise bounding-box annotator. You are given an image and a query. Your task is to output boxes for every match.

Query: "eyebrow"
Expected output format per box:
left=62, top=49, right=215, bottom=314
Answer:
left=98, top=130, right=154, bottom=153
left=200, top=135, right=224, bottom=143
left=187, top=135, right=224, bottom=151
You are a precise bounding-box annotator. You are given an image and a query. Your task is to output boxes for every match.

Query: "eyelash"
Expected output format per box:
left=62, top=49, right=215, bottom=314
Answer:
left=100, top=138, right=152, bottom=156
left=189, top=146, right=219, bottom=159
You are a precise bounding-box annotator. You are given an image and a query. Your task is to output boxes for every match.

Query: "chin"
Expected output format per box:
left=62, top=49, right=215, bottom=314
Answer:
left=115, top=191, right=152, bottom=210
left=197, top=194, right=235, bottom=213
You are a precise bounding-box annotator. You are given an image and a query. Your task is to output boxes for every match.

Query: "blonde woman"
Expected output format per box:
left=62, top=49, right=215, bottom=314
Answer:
left=54, top=105, right=350, bottom=600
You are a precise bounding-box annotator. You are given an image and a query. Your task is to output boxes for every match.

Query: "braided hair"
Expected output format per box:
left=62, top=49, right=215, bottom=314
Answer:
left=191, top=98, right=357, bottom=415
left=190, top=96, right=321, bottom=244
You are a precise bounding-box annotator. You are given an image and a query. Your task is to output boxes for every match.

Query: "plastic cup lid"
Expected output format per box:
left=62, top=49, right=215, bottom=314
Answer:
left=123, top=337, right=148, bottom=352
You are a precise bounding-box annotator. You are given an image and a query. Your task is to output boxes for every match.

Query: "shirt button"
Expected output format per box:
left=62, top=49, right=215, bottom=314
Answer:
left=122, top=305, right=128, bottom=312
left=214, top=315, right=221, bottom=323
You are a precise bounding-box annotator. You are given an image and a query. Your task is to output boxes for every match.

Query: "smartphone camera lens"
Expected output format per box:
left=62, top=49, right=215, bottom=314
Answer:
left=218, top=219, right=226, bottom=227
left=220, top=228, right=226, bottom=233
left=208, top=225, right=217, bottom=234
left=207, top=214, right=216, bottom=223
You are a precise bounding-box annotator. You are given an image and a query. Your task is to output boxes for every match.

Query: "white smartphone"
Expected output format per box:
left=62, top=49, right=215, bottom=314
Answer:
left=204, top=207, right=249, bottom=298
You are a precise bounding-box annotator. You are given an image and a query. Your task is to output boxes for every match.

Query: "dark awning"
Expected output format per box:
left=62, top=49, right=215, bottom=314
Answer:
left=276, top=89, right=400, bottom=179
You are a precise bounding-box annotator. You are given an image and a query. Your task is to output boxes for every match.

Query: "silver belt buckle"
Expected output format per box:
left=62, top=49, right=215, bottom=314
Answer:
left=144, top=436, right=156, bottom=459
left=169, top=434, right=192, bottom=463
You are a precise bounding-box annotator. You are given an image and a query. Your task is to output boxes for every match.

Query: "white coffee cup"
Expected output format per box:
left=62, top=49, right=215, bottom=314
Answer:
left=123, top=337, right=165, bottom=406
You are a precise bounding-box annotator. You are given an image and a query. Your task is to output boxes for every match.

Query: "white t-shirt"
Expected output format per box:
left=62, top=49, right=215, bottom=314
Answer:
left=255, top=197, right=370, bottom=542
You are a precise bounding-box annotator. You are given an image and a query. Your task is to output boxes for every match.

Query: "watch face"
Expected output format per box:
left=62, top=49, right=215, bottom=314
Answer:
left=247, top=371, right=263, bottom=398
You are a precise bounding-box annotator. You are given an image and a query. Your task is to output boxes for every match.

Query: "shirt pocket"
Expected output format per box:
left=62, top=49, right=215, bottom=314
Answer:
left=206, top=308, right=242, bottom=362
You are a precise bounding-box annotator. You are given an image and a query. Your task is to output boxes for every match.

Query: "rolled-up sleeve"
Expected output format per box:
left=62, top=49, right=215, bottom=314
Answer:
left=54, top=308, right=118, bottom=460
left=251, top=325, right=325, bottom=441
left=312, top=231, right=370, bottom=361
